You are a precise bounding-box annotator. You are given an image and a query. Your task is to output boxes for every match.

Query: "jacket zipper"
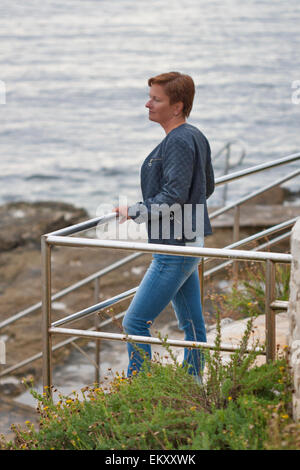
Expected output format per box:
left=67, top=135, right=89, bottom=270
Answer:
left=148, top=157, right=162, bottom=167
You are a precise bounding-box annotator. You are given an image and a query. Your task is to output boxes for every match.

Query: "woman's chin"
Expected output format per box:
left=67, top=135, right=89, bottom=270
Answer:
left=148, top=113, right=157, bottom=122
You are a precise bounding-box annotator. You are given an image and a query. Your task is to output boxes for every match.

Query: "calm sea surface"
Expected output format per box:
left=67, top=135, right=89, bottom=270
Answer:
left=1, top=0, right=300, bottom=215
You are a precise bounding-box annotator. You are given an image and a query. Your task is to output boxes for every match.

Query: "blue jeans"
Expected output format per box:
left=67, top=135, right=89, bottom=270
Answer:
left=122, top=253, right=207, bottom=378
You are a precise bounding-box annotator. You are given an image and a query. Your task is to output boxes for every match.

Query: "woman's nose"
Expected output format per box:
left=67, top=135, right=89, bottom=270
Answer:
left=145, top=100, right=151, bottom=108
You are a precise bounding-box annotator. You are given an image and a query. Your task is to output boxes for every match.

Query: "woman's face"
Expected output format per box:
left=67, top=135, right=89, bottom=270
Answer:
left=145, top=83, right=182, bottom=128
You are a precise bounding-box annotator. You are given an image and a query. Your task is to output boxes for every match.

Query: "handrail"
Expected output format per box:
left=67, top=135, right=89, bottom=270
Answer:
left=0, top=310, right=126, bottom=377
left=41, top=229, right=291, bottom=331
left=41, top=229, right=292, bottom=396
left=0, top=252, right=142, bottom=331
left=45, top=235, right=292, bottom=263
left=204, top=217, right=296, bottom=265
left=52, top=286, right=138, bottom=328
left=210, top=168, right=300, bottom=219
left=0, top=222, right=291, bottom=378
left=49, top=327, right=264, bottom=355
left=44, top=213, right=117, bottom=238
left=204, top=230, right=292, bottom=278
left=215, top=151, right=300, bottom=186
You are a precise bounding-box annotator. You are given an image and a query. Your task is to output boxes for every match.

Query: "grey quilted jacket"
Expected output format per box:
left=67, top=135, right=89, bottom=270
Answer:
left=128, top=123, right=215, bottom=246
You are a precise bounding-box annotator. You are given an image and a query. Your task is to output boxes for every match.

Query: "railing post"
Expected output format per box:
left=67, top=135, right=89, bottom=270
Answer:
left=265, top=259, right=276, bottom=362
left=222, top=143, right=230, bottom=205
left=198, top=258, right=204, bottom=311
left=41, top=236, right=53, bottom=398
left=233, top=205, right=240, bottom=279
left=94, top=277, right=100, bottom=384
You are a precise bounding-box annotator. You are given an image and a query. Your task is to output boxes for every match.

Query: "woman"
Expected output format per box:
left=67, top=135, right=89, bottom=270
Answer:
left=114, top=72, right=215, bottom=379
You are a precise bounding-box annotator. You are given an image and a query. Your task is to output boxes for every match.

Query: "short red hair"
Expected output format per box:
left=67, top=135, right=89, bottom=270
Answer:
left=148, top=72, right=195, bottom=118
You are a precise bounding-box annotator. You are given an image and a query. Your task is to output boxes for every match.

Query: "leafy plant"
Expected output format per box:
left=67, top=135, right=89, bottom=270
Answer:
left=0, top=311, right=294, bottom=451
left=211, top=262, right=290, bottom=319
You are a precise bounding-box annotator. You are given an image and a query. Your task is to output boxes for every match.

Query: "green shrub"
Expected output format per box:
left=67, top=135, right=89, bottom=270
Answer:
left=216, top=262, right=290, bottom=319
left=0, top=313, right=295, bottom=451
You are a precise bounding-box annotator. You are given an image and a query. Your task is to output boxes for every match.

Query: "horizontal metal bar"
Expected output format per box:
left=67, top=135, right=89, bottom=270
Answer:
left=0, top=311, right=127, bottom=377
left=0, top=252, right=143, bottom=331
left=45, top=236, right=292, bottom=263
left=203, top=219, right=295, bottom=267
left=211, top=218, right=296, bottom=253
left=52, top=231, right=291, bottom=330
left=52, top=287, right=137, bottom=327
left=210, top=168, right=300, bottom=219
left=204, top=230, right=292, bottom=277
left=49, top=326, right=266, bottom=355
left=49, top=221, right=293, bottom=329
left=44, top=213, right=117, bottom=237
left=270, top=300, right=289, bottom=310
left=215, top=151, right=300, bottom=186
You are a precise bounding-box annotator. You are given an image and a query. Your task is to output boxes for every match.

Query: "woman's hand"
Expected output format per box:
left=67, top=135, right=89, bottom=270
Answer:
left=113, top=206, right=130, bottom=224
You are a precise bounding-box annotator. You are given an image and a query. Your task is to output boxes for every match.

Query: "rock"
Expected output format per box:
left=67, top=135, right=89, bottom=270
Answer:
left=0, top=201, right=88, bottom=253
left=0, top=376, right=24, bottom=396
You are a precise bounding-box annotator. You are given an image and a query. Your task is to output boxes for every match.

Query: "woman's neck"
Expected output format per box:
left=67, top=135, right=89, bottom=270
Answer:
left=162, top=117, right=186, bottom=135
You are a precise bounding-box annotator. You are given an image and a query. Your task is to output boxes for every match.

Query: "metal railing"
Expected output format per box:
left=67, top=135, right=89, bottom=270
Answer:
left=1, top=150, right=299, bottom=387
left=41, top=219, right=292, bottom=396
left=0, top=214, right=293, bottom=380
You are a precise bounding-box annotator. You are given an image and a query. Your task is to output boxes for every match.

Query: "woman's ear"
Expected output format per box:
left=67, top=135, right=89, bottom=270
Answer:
left=173, top=101, right=184, bottom=116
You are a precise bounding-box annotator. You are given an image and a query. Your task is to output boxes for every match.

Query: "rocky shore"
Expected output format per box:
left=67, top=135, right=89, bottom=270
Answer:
left=0, top=192, right=299, bottom=437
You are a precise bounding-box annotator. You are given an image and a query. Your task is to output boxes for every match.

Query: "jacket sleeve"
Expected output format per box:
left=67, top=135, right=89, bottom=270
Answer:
left=128, top=137, right=194, bottom=224
left=205, top=142, right=215, bottom=199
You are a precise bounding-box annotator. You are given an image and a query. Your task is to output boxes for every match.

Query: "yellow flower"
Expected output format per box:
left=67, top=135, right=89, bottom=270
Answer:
left=228, top=396, right=233, bottom=401
left=281, top=414, right=289, bottom=419
left=190, top=406, right=197, bottom=411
